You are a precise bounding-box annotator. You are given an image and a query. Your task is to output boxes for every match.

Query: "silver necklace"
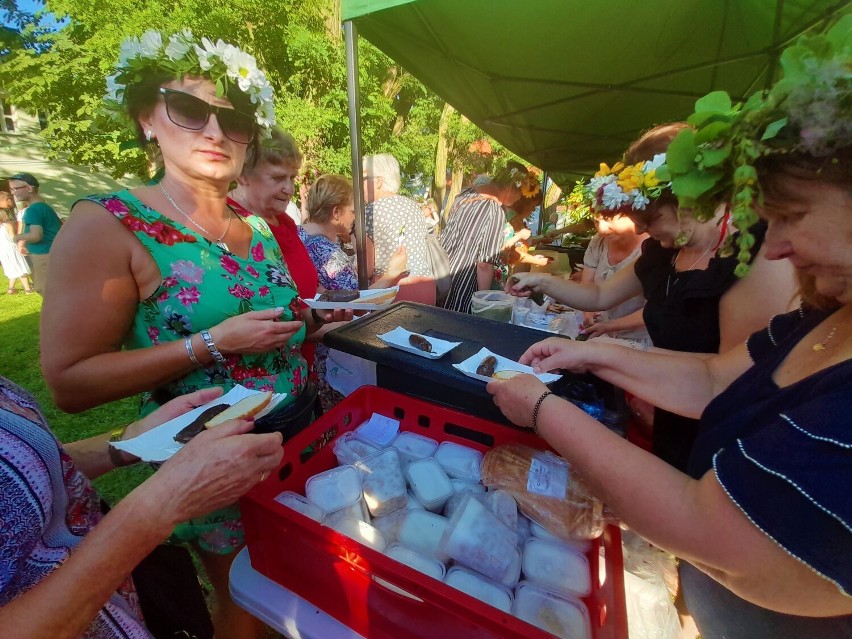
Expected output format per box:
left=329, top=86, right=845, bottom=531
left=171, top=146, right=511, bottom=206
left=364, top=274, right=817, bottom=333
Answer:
left=160, top=183, right=232, bottom=251
left=665, top=239, right=715, bottom=297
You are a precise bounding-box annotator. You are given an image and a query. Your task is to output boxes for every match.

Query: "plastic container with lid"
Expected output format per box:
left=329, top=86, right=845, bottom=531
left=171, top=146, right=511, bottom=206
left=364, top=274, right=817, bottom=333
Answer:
left=451, top=479, right=486, bottom=494
left=273, top=491, right=325, bottom=522
left=440, top=493, right=517, bottom=582
left=406, top=491, right=425, bottom=510
left=398, top=510, right=449, bottom=560
left=405, top=458, right=453, bottom=512
left=484, top=489, right=518, bottom=531
left=353, top=448, right=407, bottom=517
left=328, top=517, right=387, bottom=552
left=385, top=544, right=446, bottom=581
left=372, top=508, right=409, bottom=544
left=522, top=538, right=592, bottom=598
left=498, top=547, right=522, bottom=588
left=444, top=567, right=513, bottom=613
left=332, top=432, right=379, bottom=466
left=470, top=291, right=515, bottom=323
left=305, top=465, right=361, bottom=513
left=442, top=489, right=487, bottom=520
left=392, top=431, right=439, bottom=466
left=434, top=441, right=483, bottom=481
left=513, top=581, right=591, bottom=639
left=530, top=521, right=593, bottom=553
left=324, top=498, right=370, bottom=527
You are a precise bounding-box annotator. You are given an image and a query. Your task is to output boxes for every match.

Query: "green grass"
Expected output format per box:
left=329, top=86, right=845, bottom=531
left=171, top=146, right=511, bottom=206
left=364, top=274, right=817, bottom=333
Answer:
left=0, top=291, right=152, bottom=503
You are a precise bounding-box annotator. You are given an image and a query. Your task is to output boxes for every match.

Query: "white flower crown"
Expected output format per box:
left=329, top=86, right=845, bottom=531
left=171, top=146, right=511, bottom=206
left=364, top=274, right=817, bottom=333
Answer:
left=583, top=153, right=669, bottom=214
left=105, top=29, right=276, bottom=137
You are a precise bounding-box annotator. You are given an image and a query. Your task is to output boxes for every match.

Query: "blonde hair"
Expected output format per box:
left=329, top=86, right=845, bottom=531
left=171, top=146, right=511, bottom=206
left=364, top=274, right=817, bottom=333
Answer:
left=244, top=127, right=303, bottom=175
left=307, top=174, right=353, bottom=224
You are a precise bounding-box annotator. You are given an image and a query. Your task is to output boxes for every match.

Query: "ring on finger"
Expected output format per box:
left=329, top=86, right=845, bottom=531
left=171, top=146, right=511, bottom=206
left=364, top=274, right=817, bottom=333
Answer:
left=259, top=470, right=269, bottom=483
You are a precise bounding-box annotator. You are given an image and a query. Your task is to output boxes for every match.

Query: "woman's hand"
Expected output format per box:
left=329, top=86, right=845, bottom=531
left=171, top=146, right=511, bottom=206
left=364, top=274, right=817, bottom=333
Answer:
left=486, top=374, right=549, bottom=429
left=123, top=387, right=224, bottom=440
left=514, top=228, right=532, bottom=242
left=211, top=308, right=304, bottom=354
left=386, top=245, right=408, bottom=280
left=505, top=272, right=552, bottom=298
left=582, top=311, right=599, bottom=330
left=519, top=336, right=599, bottom=374
left=582, top=319, right=615, bottom=339
left=144, top=419, right=284, bottom=526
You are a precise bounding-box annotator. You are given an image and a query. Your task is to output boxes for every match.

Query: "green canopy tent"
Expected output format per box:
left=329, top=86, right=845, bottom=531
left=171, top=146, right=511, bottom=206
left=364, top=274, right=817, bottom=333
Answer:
left=344, top=0, right=847, bottom=176
left=341, top=0, right=848, bottom=284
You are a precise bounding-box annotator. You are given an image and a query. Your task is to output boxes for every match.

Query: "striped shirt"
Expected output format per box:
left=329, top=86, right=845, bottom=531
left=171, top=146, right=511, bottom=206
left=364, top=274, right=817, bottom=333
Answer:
left=438, top=189, right=505, bottom=313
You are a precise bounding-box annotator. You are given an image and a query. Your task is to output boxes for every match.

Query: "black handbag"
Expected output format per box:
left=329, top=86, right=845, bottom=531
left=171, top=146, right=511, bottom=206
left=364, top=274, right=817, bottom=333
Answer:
left=253, top=380, right=318, bottom=441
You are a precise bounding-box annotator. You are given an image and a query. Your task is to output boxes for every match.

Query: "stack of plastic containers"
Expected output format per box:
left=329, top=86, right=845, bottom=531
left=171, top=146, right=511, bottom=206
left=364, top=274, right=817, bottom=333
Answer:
left=274, top=415, right=596, bottom=639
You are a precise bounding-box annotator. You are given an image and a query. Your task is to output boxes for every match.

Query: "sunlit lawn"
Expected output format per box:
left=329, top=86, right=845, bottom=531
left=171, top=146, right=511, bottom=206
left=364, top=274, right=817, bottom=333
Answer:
left=0, top=292, right=152, bottom=502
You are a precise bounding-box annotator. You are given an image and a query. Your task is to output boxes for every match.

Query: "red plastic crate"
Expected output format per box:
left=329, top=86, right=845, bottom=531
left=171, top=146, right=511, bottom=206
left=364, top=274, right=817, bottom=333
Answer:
left=242, top=386, right=627, bottom=639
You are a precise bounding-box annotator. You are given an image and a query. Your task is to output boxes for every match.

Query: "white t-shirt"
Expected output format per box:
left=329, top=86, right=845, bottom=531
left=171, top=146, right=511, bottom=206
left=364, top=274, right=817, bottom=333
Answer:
left=285, top=201, right=302, bottom=226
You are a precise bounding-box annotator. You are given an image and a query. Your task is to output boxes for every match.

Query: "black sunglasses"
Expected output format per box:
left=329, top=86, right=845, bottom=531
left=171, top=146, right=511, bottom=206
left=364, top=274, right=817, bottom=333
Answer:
left=159, top=88, right=256, bottom=144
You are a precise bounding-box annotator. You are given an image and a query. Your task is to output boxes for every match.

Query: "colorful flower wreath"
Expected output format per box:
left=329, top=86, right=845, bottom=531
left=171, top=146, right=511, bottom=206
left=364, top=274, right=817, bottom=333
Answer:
left=510, top=166, right=542, bottom=198
left=105, top=29, right=276, bottom=137
left=661, top=15, right=851, bottom=275
left=582, top=154, right=669, bottom=215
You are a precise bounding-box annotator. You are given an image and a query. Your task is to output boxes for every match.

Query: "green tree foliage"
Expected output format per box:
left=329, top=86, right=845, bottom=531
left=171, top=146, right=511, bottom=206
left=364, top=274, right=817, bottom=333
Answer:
left=1, top=0, right=517, bottom=191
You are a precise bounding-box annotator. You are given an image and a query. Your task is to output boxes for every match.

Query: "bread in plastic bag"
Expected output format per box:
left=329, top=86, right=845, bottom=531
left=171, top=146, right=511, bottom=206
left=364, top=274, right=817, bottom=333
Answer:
left=480, top=443, right=609, bottom=540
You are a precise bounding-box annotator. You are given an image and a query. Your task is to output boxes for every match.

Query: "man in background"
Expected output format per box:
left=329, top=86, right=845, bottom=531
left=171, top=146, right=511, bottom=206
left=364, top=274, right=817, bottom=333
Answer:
left=9, top=173, right=61, bottom=295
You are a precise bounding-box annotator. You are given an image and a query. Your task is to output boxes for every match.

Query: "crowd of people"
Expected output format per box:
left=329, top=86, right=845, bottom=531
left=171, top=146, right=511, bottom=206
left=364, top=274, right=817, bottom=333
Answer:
left=1, top=17, right=850, bottom=639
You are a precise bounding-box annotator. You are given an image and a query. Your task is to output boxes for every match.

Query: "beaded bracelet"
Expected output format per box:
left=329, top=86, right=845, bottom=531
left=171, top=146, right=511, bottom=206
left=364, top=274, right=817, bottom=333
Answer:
left=200, top=329, right=226, bottom=363
left=185, top=335, right=202, bottom=367
left=532, top=390, right=553, bottom=437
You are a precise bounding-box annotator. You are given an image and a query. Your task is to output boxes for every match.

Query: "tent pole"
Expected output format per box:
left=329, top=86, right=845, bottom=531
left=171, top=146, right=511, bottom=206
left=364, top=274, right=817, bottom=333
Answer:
left=345, top=20, right=368, bottom=288
left=536, top=171, right=549, bottom=236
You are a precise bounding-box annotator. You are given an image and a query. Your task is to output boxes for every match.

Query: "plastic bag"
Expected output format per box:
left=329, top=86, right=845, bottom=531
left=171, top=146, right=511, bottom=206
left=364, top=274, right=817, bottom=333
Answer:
left=621, top=531, right=681, bottom=639
left=480, top=444, right=612, bottom=540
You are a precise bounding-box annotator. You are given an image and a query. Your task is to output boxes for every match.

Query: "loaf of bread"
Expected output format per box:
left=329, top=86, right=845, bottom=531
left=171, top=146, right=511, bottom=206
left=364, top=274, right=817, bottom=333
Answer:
left=481, top=443, right=606, bottom=540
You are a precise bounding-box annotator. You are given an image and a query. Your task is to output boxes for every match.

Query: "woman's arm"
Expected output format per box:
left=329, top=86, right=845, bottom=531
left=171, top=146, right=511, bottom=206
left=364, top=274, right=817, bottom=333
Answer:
left=718, top=243, right=799, bottom=352
left=41, top=203, right=305, bottom=412
left=0, top=402, right=284, bottom=639
left=488, top=377, right=851, bottom=616
left=506, top=261, right=644, bottom=311
left=521, top=337, right=753, bottom=418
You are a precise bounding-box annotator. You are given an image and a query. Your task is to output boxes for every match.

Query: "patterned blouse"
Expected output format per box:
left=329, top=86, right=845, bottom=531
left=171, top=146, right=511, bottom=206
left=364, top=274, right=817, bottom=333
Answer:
left=84, top=191, right=307, bottom=415
left=365, top=195, right=432, bottom=277
left=0, top=377, right=149, bottom=638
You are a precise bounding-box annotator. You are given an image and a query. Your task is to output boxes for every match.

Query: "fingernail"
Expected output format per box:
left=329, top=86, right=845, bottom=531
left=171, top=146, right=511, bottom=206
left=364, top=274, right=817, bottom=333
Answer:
left=579, top=329, right=586, bottom=335
left=275, top=306, right=284, bottom=314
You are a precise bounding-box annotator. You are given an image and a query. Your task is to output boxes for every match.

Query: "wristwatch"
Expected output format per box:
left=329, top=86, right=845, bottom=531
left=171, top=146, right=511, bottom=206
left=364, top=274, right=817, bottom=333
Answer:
left=311, top=307, right=326, bottom=325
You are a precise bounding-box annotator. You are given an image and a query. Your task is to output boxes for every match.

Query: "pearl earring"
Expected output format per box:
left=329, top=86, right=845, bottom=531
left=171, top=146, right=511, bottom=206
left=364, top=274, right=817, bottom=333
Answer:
left=145, top=130, right=154, bottom=142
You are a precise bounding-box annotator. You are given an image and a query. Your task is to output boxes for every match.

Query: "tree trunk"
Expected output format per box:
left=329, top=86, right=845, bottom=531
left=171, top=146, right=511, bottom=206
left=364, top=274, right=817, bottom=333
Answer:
left=325, top=0, right=342, bottom=39
left=444, top=164, right=464, bottom=224
left=432, top=102, right=454, bottom=220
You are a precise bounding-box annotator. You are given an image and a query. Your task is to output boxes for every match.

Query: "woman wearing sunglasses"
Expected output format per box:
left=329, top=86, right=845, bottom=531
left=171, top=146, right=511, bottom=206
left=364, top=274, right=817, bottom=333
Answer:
left=40, top=31, right=347, bottom=638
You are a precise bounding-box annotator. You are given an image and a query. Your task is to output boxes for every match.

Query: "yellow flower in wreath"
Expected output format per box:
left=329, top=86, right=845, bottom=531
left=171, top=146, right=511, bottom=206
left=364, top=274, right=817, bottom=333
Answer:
left=643, top=170, right=660, bottom=189
left=617, top=165, right=644, bottom=191
left=595, top=161, right=624, bottom=178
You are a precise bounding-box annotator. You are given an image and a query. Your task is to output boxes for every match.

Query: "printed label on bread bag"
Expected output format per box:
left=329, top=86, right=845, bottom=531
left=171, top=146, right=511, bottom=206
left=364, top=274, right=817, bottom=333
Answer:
left=527, top=457, right=569, bottom=499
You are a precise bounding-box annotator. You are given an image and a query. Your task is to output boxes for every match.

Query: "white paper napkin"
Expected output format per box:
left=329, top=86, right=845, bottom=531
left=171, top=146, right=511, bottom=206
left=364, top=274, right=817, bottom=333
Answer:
left=377, top=327, right=462, bottom=359
left=111, top=385, right=288, bottom=463
left=452, top=347, right=561, bottom=384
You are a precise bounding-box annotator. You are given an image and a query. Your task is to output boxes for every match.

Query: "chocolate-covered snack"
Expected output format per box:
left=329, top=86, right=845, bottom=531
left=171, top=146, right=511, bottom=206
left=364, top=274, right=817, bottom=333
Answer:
left=408, top=334, right=433, bottom=353
left=174, top=404, right=230, bottom=444
left=508, top=276, right=545, bottom=306
left=318, top=290, right=360, bottom=302
left=476, top=355, right=497, bottom=377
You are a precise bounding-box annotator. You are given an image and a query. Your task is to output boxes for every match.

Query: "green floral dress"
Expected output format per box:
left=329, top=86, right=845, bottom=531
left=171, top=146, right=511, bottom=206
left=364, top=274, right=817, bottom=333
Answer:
left=85, top=190, right=308, bottom=554
left=85, top=190, right=307, bottom=416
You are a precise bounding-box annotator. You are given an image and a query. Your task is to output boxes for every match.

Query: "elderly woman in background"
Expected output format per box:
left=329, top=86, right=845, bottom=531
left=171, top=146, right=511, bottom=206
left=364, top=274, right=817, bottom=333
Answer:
left=39, top=31, right=347, bottom=638
left=491, top=21, right=851, bottom=636
left=507, top=122, right=797, bottom=471
left=229, top=127, right=324, bottom=374
left=579, top=213, right=650, bottom=347
left=300, top=174, right=408, bottom=411
left=440, top=162, right=540, bottom=313
left=363, top=153, right=432, bottom=280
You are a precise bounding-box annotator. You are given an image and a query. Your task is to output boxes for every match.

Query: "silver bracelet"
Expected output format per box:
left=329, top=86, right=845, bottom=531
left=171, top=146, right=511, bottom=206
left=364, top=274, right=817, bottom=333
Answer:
left=200, top=329, right=225, bottom=363
left=185, top=335, right=202, bottom=367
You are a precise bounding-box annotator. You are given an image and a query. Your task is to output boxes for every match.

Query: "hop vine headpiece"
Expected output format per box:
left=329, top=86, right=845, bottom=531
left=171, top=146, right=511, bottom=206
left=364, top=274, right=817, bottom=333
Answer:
left=660, top=15, right=852, bottom=276
left=582, top=154, right=669, bottom=215
left=105, top=29, right=276, bottom=138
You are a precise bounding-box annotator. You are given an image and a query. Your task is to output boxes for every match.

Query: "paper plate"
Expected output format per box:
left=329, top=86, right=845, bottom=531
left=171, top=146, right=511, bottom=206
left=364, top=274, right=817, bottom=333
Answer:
left=377, top=327, right=462, bottom=360
left=452, top=347, right=561, bottom=384
left=111, top=385, right=288, bottom=463
left=304, top=286, right=399, bottom=311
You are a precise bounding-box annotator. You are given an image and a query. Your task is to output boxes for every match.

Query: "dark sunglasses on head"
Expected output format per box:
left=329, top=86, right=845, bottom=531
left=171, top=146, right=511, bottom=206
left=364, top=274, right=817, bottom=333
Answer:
left=159, top=88, right=256, bottom=144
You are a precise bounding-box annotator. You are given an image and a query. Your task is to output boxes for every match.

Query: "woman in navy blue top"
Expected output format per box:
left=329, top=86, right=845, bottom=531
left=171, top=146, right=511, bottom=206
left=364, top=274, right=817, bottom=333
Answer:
left=488, top=21, right=852, bottom=638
